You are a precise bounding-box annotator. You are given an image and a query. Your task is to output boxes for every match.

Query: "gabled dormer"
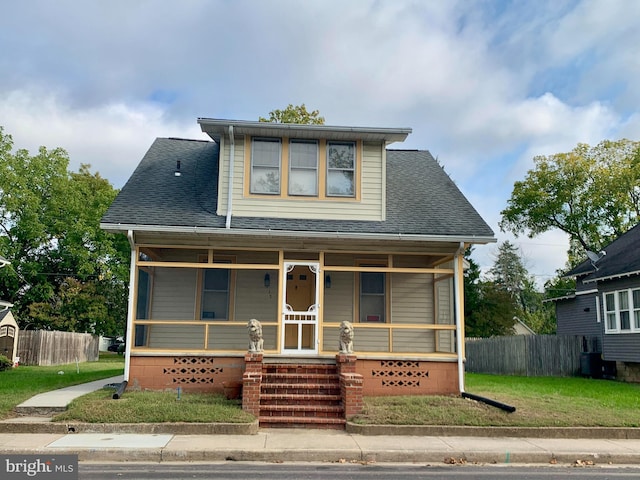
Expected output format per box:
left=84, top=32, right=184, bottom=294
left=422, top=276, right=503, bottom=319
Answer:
left=198, top=119, right=411, bottom=222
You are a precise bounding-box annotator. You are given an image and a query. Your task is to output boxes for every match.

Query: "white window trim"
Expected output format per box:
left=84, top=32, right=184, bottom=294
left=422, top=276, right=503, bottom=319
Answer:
left=603, top=287, right=640, bottom=334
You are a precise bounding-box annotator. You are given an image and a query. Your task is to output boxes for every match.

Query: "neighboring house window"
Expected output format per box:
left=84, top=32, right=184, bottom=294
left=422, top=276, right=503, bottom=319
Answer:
left=603, top=288, right=640, bottom=333
left=360, top=271, right=385, bottom=322
left=604, top=292, right=617, bottom=331
left=289, top=140, right=318, bottom=196
left=327, top=141, right=355, bottom=197
left=619, top=291, right=631, bottom=330
left=251, top=138, right=281, bottom=194
left=201, top=265, right=230, bottom=320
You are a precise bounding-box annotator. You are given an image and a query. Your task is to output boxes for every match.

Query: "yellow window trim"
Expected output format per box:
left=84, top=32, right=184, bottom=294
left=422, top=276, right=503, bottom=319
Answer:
left=354, top=258, right=390, bottom=325
left=243, top=135, right=362, bottom=202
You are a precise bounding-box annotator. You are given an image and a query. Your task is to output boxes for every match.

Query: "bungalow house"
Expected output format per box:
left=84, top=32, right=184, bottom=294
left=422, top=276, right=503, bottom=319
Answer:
left=553, top=223, right=640, bottom=382
left=100, top=118, right=495, bottom=427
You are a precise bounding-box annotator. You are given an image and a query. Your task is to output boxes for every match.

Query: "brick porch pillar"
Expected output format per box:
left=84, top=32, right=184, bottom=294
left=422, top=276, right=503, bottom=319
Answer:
left=242, top=353, right=263, bottom=417
left=336, top=354, right=363, bottom=417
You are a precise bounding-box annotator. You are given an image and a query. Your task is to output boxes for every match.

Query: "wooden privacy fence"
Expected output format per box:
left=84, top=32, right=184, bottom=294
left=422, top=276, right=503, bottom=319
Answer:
left=17, top=330, right=99, bottom=366
left=465, top=335, right=583, bottom=377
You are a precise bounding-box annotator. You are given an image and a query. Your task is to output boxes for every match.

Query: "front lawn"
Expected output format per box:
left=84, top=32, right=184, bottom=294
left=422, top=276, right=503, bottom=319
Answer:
left=54, top=389, right=255, bottom=424
left=349, top=373, right=640, bottom=427
left=0, top=353, right=124, bottom=419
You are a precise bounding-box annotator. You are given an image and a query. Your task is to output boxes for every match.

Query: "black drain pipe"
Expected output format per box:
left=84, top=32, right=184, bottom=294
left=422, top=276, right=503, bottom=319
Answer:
left=462, top=392, right=516, bottom=413
left=112, top=380, right=128, bottom=400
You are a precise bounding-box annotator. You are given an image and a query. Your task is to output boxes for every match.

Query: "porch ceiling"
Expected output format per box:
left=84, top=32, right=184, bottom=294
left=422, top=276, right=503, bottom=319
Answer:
left=131, top=230, right=467, bottom=254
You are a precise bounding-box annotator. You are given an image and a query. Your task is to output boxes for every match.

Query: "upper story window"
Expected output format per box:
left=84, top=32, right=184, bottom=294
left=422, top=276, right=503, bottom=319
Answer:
left=251, top=138, right=281, bottom=194
left=289, top=140, right=318, bottom=196
left=327, top=141, right=355, bottom=197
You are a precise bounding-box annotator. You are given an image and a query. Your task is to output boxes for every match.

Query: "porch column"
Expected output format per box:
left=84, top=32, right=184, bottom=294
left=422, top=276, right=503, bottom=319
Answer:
left=242, top=353, right=263, bottom=417
left=336, top=354, right=363, bottom=417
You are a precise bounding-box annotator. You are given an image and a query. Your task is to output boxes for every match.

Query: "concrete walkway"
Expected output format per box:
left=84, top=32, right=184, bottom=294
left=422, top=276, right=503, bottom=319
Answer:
left=2, top=377, right=640, bottom=466
left=13, top=375, right=124, bottom=416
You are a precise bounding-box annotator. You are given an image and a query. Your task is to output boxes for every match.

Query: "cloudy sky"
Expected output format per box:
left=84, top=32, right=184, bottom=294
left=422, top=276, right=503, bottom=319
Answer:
left=1, top=0, right=638, bottom=286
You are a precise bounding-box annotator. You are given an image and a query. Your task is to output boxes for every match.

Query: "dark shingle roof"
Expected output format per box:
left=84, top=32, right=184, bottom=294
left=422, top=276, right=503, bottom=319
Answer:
left=566, top=223, right=640, bottom=282
left=101, top=138, right=494, bottom=240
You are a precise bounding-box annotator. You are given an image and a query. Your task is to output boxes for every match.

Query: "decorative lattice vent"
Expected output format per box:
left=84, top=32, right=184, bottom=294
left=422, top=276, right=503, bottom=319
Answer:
left=374, top=360, right=428, bottom=388
left=173, top=357, right=217, bottom=365
left=380, top=360, right=420, bottom=368
left=164, top=357, right=223, bottom=384
left=382, top=379, right=420, bottom=387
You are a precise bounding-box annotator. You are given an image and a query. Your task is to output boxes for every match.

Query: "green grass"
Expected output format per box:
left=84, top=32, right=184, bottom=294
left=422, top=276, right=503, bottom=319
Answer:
left=54, top=390, right=255, bottom=424
left=350, top=373, right=640, bottom=427
left=0, top=353, right=124, bottom=419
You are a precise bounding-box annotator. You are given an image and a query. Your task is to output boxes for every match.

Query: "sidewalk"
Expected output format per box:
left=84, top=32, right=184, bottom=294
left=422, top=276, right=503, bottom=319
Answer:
left=1, top=377, right=640, bottom=466
left=2, top=429, right=640, bottom=465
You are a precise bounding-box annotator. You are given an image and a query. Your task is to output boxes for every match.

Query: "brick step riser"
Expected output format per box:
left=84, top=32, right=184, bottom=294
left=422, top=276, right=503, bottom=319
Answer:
left=262, top=368, right=338, bottom=375
left=260, top=405, right=343, bottom=413
left=260, top=422, right=345, bottom=430
left=261, top=388, right=340, bottom=396
left=259, top=411, right=344, bottom=419
left=263, top=375, right=339, bottom=384
left=260, top=399, right=341, bottom=407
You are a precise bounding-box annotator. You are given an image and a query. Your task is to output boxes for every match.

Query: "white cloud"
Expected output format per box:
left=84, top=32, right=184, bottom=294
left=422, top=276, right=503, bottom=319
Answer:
left=0, top=89, right=204, bottom=188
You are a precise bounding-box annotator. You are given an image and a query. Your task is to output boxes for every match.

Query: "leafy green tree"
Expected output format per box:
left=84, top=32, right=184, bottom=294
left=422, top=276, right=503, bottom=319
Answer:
left=500, top=139, right=640, bottom=255
left=0, top=127, right=129, bottom=335
left=259, top=104, right=325, bottom=124
left=464, top=248, right=519, bottom=337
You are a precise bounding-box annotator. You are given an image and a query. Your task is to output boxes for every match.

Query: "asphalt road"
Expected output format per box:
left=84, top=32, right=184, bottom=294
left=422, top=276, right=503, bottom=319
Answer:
left=79, top=462, right=640, bottom=480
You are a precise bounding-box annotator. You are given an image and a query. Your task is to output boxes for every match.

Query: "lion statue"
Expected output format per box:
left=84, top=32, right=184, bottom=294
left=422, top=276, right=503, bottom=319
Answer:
left=247, top=318, right=264, bottom=353
left=339, top=320, right=354, bottom=354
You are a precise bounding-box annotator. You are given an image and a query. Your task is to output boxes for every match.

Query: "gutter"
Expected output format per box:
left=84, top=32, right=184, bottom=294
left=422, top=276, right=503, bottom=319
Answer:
left=100, top=223, right=496, bottom=245
left=123, top=230, right=137, bottom=382
left=225, top=125, right=234, bottom=229
left=453, top=241, right=465, bottom=393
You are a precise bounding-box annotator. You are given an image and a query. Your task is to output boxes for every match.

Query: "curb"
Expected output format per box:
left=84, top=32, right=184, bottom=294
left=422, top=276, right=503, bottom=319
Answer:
left=2, top=420, right=640, bottom=439
left=346, top=423, right=640, bottom=439
left=0, top=421, right=259, bottom=435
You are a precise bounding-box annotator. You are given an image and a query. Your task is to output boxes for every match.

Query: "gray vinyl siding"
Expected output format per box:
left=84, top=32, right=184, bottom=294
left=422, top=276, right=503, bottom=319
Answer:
left=207, top=324, right=277, bottom=351
left=150, top=268, right=196, bottom=320
left=437, top=330, right=455, bottom=353
left=555, top=294, right=601, bottom=338
left=390, top=273, right=434, bottom=324
left=435, top=278, right=454, bottom=325
left=392, top=329, right=435, bottom=353
left=603, top=334, right=640, bottom=362
left=234, top=269, right=278, bottom=322
left=355, top=328, right=389, bottom=352
left=323, top=272, right=354, bottom=323
left=147, top=324, right=204, bottom=349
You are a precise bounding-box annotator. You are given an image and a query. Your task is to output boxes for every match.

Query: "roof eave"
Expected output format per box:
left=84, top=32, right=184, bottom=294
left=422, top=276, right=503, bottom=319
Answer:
left=100, top=222, right=496, bottom=245
left=583, top=269, right=640, bottom=284
left=197, top=118, right=411, bottom=144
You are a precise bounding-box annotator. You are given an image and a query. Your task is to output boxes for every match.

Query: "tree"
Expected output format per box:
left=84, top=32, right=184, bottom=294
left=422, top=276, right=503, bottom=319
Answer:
left=464, top=248, right=519, bottom=337
left=0, top=127, right=129, bottom=335
left=259, top=104, right=325, bottom=124
left=500, top=139, right=640, bottom=256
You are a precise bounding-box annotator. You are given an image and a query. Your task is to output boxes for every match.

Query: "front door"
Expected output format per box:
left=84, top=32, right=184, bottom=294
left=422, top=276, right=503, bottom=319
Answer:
left=282, top=262, right=319, bottom=354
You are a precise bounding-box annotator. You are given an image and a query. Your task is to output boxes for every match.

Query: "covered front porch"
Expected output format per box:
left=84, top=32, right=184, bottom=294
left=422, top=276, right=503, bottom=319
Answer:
left=124, top=233, right=466, bottom=399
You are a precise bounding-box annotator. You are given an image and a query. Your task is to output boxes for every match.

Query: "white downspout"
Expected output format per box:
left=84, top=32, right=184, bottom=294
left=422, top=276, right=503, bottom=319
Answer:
left=453, top=241, right=465, bottom=393
left=124, top=230, right=136, bottom=381
left=225, top=125, right=235, bottom=229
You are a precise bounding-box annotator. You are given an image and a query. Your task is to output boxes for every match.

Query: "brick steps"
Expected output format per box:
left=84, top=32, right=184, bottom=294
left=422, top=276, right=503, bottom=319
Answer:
left=259, top=363, right=344, bottom=429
